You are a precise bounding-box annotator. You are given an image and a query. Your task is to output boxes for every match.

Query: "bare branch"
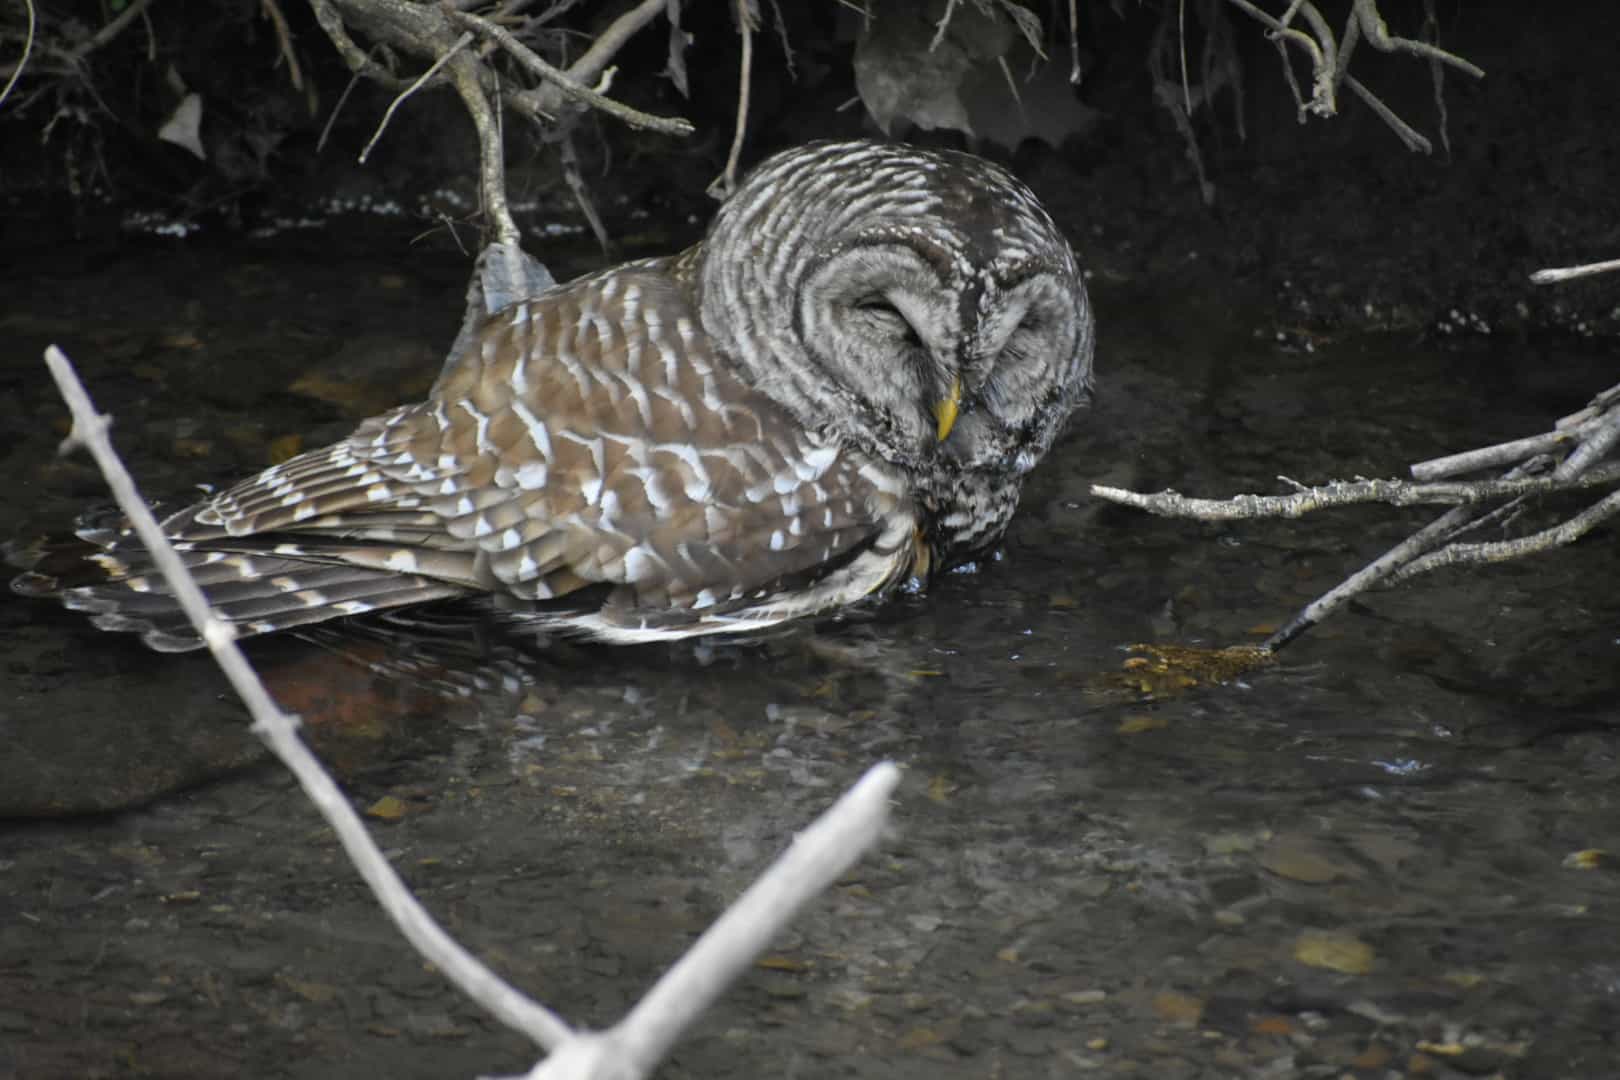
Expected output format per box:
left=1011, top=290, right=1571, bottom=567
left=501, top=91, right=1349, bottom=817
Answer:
left=72, top=0, right=159, bottom=62
left=0, top=0, right=33, bottom=112
left=1351, top=0, right=1483, bottom=77
left=307, top=0, right=422, bottom=91
left=1391, top=489, right=1620, bottom=582
left=710, top=0, right=758, bottom=200
left=1091, top=466, right=1620, bottom=520
left=446, top=47, right=525, bottom=248
left=1093, top=373, right=1620, bottom=654
left=445, top=5, right=694, bottom=135
left=1412, top=414, right=1608, bottom=480
left=261, top=0, right=306, bottom=92
left=40, top=345, right=573, bottom=1053
left=593, top=762, right=901, bottom=1079
left=532, top=0, right=668, bottom=112
left=359, top=30, right=470, bottom=164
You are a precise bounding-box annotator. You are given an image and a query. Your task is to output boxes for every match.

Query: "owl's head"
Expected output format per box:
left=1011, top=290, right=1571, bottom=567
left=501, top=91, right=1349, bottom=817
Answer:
left=695, top=140, right=1094, bottom=491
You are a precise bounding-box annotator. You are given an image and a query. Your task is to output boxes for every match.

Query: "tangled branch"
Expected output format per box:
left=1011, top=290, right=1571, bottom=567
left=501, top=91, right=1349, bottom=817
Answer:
left=1092, top=378, right=1620, bottom=653
left=1221, top=0, right=1482, bottom=152
left=306, top=0, right=692, bottom=250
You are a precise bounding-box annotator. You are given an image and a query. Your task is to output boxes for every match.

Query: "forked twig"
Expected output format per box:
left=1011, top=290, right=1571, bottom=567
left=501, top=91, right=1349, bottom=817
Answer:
left=1091, top=379, right=1620, bottom=653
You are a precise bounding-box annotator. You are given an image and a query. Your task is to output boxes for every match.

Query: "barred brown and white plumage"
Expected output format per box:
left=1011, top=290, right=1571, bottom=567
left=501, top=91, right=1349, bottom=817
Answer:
left=13, top=139, right=1095, bottom=652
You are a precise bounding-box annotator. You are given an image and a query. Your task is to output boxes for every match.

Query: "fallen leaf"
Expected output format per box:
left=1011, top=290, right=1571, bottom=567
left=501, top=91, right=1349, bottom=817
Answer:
left=1563, top=848, right=1608, bottom=869
left=1293, top=930, right=1375, bottom=974
left=365, top=795, right=408, bottom=821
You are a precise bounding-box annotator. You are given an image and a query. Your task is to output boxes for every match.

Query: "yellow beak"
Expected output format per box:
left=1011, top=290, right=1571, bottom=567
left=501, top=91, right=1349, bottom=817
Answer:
left=934, top=377, right=963, bottom=442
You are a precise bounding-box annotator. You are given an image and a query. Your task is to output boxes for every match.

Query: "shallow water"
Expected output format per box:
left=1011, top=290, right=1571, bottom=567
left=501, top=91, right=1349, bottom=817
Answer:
left=2, top=227, right=1618, bottom=1078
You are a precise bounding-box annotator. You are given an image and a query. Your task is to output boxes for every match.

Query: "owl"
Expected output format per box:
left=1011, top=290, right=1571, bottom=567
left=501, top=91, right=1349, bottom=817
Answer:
left=15, top=140, right=1095, bottom=651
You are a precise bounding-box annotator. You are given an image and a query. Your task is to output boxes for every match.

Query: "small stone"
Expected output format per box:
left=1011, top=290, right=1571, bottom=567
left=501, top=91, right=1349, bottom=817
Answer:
left=1293, top=930, right=1375, bottom=975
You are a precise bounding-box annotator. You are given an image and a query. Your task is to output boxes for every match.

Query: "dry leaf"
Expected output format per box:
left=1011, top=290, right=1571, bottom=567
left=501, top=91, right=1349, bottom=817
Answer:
left=1293, top=930, right=1375, bottom=974
left=158, top=93, right=207, bottom=160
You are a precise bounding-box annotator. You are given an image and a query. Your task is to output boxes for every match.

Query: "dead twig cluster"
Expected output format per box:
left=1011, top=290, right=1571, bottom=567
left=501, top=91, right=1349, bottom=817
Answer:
left=1092, top=375, right=1620, bottom=654
left=307, top=0, right=693, bottom=248
left=40, top=345, right=901, bottom=1080
left=1223, top=0, right=1482, bottom=153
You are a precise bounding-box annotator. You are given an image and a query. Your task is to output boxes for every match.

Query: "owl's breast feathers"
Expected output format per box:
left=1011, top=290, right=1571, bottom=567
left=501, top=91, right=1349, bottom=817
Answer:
left=30, top=269, right=923, bottom=650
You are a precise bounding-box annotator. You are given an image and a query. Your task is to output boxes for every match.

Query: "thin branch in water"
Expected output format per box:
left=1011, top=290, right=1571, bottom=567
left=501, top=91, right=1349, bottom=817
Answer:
left=1092, top=374, right=1620, bottom=654
left=39, top=345, right=574, bottom=1052
left=1091, top=465, right=1620, bottom=520
left=1411, top=411, right=1609, bottom=480
left=592, top=762, right=901, bottom=1079
left=307, top=0, right=418, bottom=91
left=1390, top=489, right=1620, bottom=582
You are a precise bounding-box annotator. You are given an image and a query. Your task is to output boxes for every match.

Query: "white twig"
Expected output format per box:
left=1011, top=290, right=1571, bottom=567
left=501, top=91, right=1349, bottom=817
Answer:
left=1090, top=466, right=1620, bottom=519
left=529, top=762, right=901, bottom=1079
left=710, top=0, right=757, bottom=200
left=1530, top=257, right=1620, bottom=285
left=360, top=31, right=471, bottom=164
left=0, top=0, right=34, bottom=112
left=41, top=345, right=573, bottom=1053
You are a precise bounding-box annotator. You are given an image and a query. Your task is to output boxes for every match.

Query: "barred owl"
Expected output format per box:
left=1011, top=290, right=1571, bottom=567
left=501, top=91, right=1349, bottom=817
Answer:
left=15, top=140, right=1095, bottom=651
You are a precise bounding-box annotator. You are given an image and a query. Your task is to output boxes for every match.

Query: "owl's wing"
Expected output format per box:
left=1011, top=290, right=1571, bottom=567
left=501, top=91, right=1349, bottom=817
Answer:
left=55, top=269, right=920, bottom=648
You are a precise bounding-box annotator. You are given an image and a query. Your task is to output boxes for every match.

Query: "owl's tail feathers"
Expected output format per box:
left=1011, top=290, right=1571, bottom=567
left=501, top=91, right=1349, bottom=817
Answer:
left=10, top=528, right=470, bottom=653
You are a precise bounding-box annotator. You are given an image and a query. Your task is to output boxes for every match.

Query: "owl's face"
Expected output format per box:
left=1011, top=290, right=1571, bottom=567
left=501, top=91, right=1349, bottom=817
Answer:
left=695, top=140, right=1093, bottom=552
left=793, top=229, right=1086, bottom=474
